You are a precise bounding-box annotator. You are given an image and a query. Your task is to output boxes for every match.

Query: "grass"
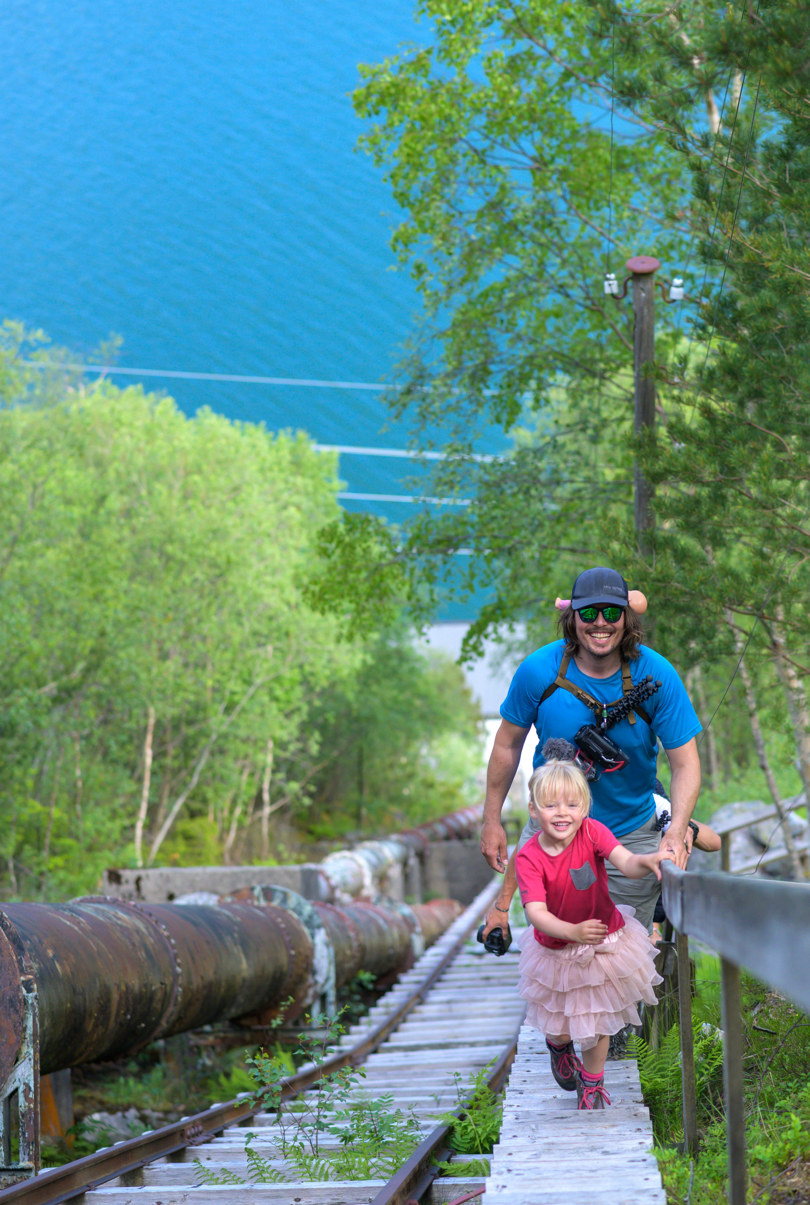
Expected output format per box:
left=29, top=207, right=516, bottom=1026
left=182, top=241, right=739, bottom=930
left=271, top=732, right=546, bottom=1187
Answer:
left=41, top=971, right=386, bottom=1167
left=634, top=955, right=810, bottom=1203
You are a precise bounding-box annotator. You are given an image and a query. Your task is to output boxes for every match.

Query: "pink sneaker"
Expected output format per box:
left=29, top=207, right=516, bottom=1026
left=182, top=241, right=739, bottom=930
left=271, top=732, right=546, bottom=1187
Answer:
left=546, top=1039, right=582, bottom=1091
left=576, top=1072, right=611, bottom=1110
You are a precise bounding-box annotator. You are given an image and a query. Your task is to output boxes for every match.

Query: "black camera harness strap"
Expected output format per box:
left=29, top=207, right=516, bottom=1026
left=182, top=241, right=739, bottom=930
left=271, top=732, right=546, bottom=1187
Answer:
left=537, top=649, right=653, bottom=729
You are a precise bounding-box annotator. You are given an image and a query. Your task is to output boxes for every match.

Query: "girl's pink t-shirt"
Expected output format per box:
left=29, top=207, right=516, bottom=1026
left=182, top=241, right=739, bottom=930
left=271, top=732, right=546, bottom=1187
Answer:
left=515, top=818, right=624, bottom=949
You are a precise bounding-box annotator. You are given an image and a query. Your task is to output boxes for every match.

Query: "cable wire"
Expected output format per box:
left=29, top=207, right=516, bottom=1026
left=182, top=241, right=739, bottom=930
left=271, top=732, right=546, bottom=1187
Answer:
left=20, top=361, right=386, bottom=390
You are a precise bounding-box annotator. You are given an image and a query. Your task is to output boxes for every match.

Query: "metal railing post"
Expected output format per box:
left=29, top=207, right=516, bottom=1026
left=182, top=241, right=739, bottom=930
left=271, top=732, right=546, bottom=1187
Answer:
left=676, top=931, right=698, bottom=1156
left=720, top=957, right=747, bottom=1205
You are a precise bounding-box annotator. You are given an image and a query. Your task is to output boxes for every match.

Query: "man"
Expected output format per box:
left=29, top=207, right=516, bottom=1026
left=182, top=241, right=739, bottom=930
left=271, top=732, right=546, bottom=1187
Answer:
left=480, top=566, right=701, bottom=936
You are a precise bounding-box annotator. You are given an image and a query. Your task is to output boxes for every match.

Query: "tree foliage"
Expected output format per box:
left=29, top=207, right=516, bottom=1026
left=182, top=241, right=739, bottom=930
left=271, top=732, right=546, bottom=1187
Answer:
left=348, top=0, right=810, bottom=816
left=355, top=0, right=688, bottom=448
left=0, top=327, right=484, bottom=899
left=349, top=0, right=696, bottom=650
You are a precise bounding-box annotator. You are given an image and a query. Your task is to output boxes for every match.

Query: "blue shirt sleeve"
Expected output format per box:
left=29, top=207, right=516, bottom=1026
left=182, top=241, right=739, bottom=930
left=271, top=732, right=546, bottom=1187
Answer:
left=500, top=642, right=565, bottom=728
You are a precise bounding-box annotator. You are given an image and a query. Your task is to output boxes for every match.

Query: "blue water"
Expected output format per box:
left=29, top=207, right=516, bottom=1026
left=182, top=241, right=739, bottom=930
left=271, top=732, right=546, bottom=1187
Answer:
left=1, top=0, right=487, bottom=516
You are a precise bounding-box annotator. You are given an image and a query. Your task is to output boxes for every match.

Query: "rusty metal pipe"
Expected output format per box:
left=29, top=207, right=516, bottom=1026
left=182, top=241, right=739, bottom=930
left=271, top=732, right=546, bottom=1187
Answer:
left=312, top=901, right=412, bottom=987
left=0, top=898, right=311, bottom=1081
left=318, top=808, right=481, bottom=901
left=0, top=894, right=461, bottom=1082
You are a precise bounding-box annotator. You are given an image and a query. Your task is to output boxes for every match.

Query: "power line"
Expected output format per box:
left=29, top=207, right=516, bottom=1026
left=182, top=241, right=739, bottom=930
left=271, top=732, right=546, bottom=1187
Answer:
left=316, top=443, right=496, bottom=463
left=339, top=492, right=470, bottom=506
left=21, top=361, right=387, bottom=391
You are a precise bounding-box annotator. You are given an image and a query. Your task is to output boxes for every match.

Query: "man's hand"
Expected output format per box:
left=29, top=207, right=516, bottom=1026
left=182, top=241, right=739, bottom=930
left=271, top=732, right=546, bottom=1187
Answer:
left=572, top=919, right=608, bottom=946
left=481, top=819, right=508, bottom=872
left=480, top=904, right=511, bottom=940
left=481, top=849, right=518, bottom=937
left=659, top=824, right=691, bottom=869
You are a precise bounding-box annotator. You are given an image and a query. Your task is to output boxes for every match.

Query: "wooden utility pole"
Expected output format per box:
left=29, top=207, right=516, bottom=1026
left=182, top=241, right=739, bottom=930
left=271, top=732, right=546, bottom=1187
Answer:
left=626, top=254, right=660, bottom=563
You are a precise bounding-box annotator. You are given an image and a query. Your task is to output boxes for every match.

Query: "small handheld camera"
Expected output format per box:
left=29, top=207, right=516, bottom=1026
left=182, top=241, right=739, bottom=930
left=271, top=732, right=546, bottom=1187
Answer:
left=574, top=724, right=630, bottom=779
left=476, top=923, right=512, bottom=957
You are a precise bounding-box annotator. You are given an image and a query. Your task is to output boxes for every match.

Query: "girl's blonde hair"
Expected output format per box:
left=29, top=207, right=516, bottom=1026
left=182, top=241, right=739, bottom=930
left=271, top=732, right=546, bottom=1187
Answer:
left=528, top=758, right=591, bottom=817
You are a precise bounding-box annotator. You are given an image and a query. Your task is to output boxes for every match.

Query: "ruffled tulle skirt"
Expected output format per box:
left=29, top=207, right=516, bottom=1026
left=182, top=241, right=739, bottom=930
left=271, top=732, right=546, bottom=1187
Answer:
left=517, top=906, right=662, bottom=1050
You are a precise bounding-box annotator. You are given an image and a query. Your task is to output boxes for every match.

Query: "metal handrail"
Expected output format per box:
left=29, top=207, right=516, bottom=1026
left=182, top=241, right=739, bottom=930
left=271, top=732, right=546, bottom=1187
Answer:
left=709, top=797, right=808, bottom=875
left=660, top=863, right=810, bottom=1205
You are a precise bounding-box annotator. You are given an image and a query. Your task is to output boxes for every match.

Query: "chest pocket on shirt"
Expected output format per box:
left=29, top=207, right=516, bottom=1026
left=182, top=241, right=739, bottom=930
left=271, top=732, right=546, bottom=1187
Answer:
left=570, top=861, right=596, bottom=891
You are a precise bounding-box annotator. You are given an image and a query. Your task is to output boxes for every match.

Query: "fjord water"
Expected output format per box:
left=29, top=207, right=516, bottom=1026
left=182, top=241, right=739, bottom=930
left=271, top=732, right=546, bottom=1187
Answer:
left=0, top=0, right=456, bottom=502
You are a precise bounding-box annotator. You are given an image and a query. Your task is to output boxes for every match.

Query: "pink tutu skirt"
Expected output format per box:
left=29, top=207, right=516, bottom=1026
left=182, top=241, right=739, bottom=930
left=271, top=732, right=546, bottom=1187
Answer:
left=517, top=906, right=662, bottom=1051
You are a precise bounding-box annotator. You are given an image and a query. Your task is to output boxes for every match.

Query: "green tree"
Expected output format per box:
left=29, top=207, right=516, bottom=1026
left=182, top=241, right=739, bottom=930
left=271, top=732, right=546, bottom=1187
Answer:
left=354, top=0, right=688, bottom=449
left=347, top=0, right=810, bottom=821
left=305, top=622, right=483, bottom=837
left=0, top=329, right=487, bottom=898
left=344, top=0, right=697, bottom=649
left=612, top=0, right=810, bottom=835
left=0, top=348, right=360, bottom=895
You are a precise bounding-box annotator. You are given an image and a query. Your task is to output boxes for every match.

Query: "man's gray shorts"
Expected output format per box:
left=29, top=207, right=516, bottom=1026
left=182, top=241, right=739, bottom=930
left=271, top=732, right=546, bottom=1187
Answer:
left=517, top=810, right=660, bottom=933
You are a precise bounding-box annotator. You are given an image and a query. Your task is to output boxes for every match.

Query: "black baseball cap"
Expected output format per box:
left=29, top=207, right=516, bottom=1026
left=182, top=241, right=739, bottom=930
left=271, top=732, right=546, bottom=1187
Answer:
left=570, top=567, right=629, bottom=610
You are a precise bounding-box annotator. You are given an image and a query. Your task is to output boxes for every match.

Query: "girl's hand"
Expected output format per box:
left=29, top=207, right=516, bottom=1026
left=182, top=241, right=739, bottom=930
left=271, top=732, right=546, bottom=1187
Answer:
left=638, top=851, right=665, bottom=881
left=572, top=919, right=608, bottom=945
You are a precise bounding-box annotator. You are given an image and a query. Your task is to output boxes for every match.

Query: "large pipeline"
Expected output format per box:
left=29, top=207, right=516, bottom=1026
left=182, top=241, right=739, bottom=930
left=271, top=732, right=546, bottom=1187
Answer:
left=0, top=893, right=461, bottom=1086
left=0, top=803, right=481, bottom=1180
left=318, top=806, right=481, bottom=901
left=1, top=804, right=483, bottom=1086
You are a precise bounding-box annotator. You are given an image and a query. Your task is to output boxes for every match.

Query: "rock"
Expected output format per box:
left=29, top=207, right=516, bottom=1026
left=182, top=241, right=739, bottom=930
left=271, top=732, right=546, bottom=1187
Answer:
left=174, top=891, right=221, bottom=906
left=81, top=1108, right=144, bottom=1144
left=686, top=846, right=720, bottom=874
left=708, top=800, right=769, bottom=835
left=749, top=793, right=807, bottom=848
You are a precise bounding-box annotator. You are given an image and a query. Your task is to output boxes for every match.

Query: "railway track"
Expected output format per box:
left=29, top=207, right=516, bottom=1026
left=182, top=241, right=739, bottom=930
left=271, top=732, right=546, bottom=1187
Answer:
left=0, top=881, right=525, bottom=1205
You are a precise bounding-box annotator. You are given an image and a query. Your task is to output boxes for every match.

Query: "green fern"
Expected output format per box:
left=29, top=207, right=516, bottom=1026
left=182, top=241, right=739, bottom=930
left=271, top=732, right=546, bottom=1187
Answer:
left=284, top=1146, right=334, bottom=1182
left=244, top=1136, right=287, bottom=1184
left=629, top=1017, right=725, bottom=1144
left=327, top=1096, right=422, bottom=1178
left=433, top=1063, right=502, bottom=1155
left=211, top=1009, right=423, bottom=1183
left=628, top=1023, right=684, bottom=1143
left=193, top=1160, right=247, bottom=1186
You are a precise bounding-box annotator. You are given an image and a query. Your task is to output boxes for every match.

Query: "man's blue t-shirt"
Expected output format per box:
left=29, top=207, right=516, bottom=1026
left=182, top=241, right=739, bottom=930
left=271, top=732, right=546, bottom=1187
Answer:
left=500, top=641, right=701, bottom=837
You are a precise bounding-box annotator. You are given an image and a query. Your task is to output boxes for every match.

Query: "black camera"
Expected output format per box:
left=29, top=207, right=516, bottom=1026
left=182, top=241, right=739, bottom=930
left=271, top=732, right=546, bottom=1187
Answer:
left=574, top=724, right=630, bottom=778
left=476, top=923, right=512, bottom=957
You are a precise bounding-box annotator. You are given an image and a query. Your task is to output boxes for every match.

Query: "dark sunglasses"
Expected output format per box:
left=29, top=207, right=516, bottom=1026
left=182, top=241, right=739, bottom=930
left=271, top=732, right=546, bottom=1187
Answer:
left=576, top=604, right=624, bottom=623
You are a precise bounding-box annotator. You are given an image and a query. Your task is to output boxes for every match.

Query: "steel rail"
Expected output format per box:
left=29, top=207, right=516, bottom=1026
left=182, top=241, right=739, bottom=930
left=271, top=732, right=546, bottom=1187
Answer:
left=0, top=880, right=503, bottom=1205
left=369, top=1025, right=520, bottom=1205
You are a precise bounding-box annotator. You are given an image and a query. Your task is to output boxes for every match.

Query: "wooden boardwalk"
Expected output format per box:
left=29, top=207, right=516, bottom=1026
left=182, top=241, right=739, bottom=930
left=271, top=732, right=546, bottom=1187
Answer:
left=61, top=905, right=665, bottom=1205
left=484, top=995, right=666, bottom=1205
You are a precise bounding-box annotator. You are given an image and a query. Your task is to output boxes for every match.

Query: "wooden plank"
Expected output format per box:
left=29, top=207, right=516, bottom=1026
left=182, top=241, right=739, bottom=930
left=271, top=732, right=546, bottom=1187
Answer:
left=483, top=1023, right=665, bottom=1204
left=77, top=1186, right=386, bottom=1204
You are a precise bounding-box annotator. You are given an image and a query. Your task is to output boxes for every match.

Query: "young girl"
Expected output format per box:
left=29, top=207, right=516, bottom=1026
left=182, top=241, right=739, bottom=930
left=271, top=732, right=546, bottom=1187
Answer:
left=516, top=755, right=664, bottom=1110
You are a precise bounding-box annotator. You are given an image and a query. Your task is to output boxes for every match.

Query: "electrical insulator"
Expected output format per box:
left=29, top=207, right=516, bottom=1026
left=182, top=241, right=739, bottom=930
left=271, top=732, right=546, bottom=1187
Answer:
left=670, top=276, right=684, bottom=301
left=604, top=272, right=619, bottom=296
